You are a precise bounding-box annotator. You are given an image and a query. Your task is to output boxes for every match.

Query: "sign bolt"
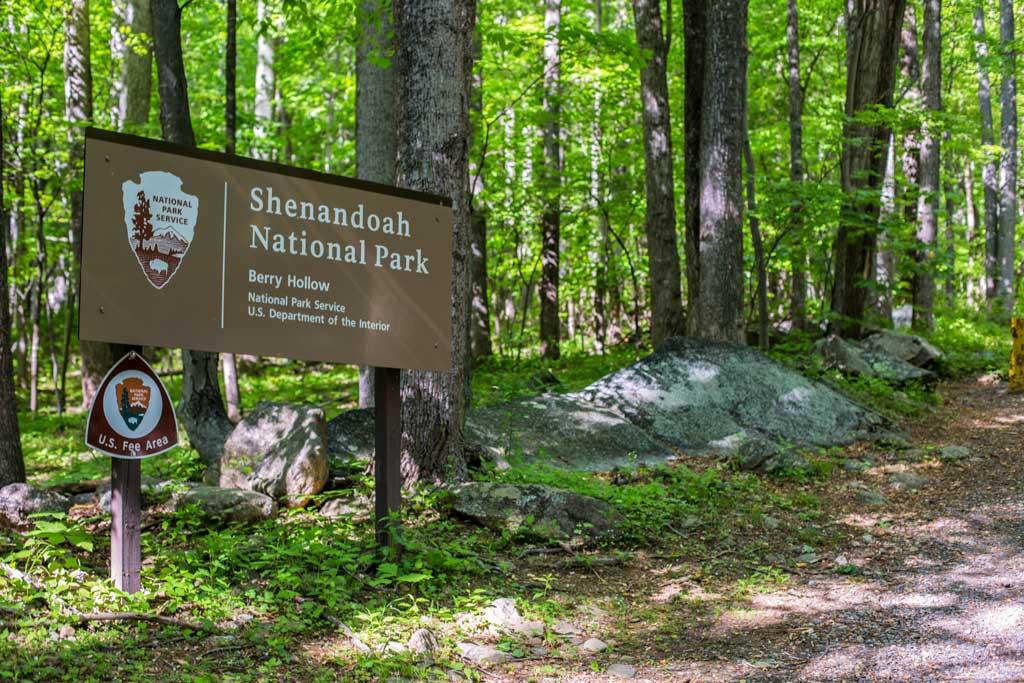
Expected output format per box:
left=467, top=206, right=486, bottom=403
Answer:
left=99, top=306, right=105, bottom=314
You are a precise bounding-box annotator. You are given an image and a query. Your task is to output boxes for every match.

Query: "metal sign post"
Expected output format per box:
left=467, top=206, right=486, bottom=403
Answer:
left=374, top=367, right=402, bottom=548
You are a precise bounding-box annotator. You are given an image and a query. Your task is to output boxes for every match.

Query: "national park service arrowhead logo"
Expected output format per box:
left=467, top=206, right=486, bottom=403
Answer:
left=122, top=171, right=198, bottom=289
left=86, top=352, right=179, bottom=459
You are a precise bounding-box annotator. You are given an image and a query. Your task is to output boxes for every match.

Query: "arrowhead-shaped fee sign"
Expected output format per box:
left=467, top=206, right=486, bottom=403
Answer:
left=86, top=352, right=179, bottom=458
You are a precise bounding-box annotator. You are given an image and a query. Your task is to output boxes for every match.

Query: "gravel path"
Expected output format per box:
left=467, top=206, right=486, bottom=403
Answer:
left=698, top=377, right=1024, bottom=682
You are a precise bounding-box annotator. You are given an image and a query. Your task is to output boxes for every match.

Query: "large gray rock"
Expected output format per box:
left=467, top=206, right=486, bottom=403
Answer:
left=466, top=394, right=672, bottom=471
left=175, top=486, right=277, bottom=523
left=861, top=330, right=943, bottom=369
left=0, top=483, right=71, bottom=529
left=219, top=403, right=329, bottom=507
left=577, top=337, right=888, bottom=455
left=451, top=482, right=623, bottom=541
left=814, top=334, right=936, bottom=386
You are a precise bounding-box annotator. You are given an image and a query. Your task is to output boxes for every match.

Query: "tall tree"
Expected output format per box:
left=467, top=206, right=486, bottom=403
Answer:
left=994, top=0, right=1016, bottom=317
left=222, top=0, right=241, bottom=423
left=632, top=0, right=683, bottom=347
left=912, top=0, right=941, bottom=331
left=469, top=29, right=492, bottom=360
left=786, top=0, right=808, bottom=331
left=873, top=133, right=897, bottom=322
left=0, top=96, right=26, bottom=487
left=684, top=0, right=748, bottom=343
left=65, top=0, right=112, bottom=407
left=355, top=0, right=398, bottom=407
left=394, top=0, right=476, bottom=482
left=972, top=5, right=999, bottom=300
left=901, top=4, right=921, bottom=234
left=111, top=0, right=152, bottom=131
left=253, top=0, right=278, bottom=161
left=682, top=0, right=705, bottom=336
left=830, top=0, right=905, bottom=338
left=539, top=0, right=561, bottom=359
left=152, top=0, right=233, bottom=468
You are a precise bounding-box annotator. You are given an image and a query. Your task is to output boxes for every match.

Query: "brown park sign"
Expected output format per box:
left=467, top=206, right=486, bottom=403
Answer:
left=86, top=352, right=179, bottom=458
left=79, top=128, right=454, bottom=371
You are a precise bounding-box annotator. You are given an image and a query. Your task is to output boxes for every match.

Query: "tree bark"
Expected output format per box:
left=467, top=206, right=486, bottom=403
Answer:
left=222, top=0, right=241, bottom=423
left=995, top=0, right=1016, bottom=317
left=539, top=0, right=561, bottom=359
left=972, top=6, right=999, bottom=301
left=394, top=0, right=475, bottom=483
left=912, top=0, right=940, bottom=332
left=786, top=0, right=808, bottom=331
left=111, top=0, right=152, bottom=131
left=0, top=96, right=25, bottom=487
left=830, top=0, right=905, bottom=338
left=682, top=0, right=706, bottom=335
left=632, top=0, right=683, bottom=347
left=694, top=0, right=747, bottom=343
left=356, top=0, right=398, bottom=405
left=152, top=0, right=233, bottom=467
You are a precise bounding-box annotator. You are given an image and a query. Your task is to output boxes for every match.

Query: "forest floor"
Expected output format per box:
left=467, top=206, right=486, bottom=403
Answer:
left=4, top=347, right=1022, bottom=682
left=498, top=374, right=1024, bottom=682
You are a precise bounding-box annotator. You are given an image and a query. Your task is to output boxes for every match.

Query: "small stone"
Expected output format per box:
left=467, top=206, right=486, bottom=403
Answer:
left=607, top=663, right=637, bottom=679
left=795, top=552, right=818, bottom=564
left=384, top=641, right=407, bottom=654
left=762, top=515, right=780, bottom=530
left=841, top=458, right=871, bottom=472
left=580, top=637, right=608, bottom=654
left=862, top=534, right=874, bottom=543
left=856, top=489, right=888, bottom=507
left=483, top=598, right=544, bottom=636
left=407, top=628, right=439, bottom=654
left=0, top=483, right=72, bottom=529
left=835, top=555, right=849, bottom=566
left=457, top=642, right=512, bottom=666
left=551, top=620, right=580, bottom=635
left=939, top=445, right=972, bottom=462
left=319, top=498, right=360, bottom=519
left=57, top=625, right=75, bottom=640
left=890, top=471, right=928, bottom=491
left=530, top=646, right=550, bottom=657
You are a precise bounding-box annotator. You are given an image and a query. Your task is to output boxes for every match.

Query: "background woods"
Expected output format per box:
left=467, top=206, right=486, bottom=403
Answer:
left=0, top=0, right=1022, bottom=483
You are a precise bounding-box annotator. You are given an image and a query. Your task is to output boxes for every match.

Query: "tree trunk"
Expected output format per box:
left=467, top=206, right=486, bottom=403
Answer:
left=65, top=0, right=112, bottom=407
left=394, top=0, right=475, bottom=483
left=744, top=126, right=768, bottom=349
left=901, top=4, right=920, bottom=230
left=694, top=0, right=747, bottom=343
left=253, top=0, right=278, bottom=161
left=874, top=133, right=897, bottom=324
left=0, top=96, right=25, bottom=487
left=632, top=0, right=683, bottom=347
left=995, top=0, right=1016, bottom=317
left=973, top=6, right=999, bottom=301
left=786, top=0, right=808, bottom=331
left=539, top=0, right=561, bottom=359
left=153, top=0, right=233, bottom=467
left=111, top=0, right=152, bottom=131
left=356, top=0, right=398, bottom=405
left=830, top=0, right=905, bottom=338
left=912, top=0, right=940, bottom=332
left=221, top=0, right=241, bottom=423
left=964, top=161, right=981, bottom=305
left=469, top=29, right=492, bottom=361
left=943, top=138, right=956, bottom=305
left=682, top=0, right=706, bottom=335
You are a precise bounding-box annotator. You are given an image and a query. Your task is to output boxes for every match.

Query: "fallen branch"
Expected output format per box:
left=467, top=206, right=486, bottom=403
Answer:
left=325, top=614, right=372, bottom=653
left=74, top=611, right=217, bottom=632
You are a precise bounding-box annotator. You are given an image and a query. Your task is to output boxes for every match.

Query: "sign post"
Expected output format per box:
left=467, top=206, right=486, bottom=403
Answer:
left=85, top=350, right=179, bottom=592
left=79, top=128, right=454, bottom=557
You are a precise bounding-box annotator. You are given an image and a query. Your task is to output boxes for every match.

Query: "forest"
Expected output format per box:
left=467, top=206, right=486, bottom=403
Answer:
left=0, top=0, right=1022, bottom=680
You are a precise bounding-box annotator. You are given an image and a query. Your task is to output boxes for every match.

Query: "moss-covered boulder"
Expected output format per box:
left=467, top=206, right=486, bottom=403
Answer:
left=451, top=482, right=622, bottom=541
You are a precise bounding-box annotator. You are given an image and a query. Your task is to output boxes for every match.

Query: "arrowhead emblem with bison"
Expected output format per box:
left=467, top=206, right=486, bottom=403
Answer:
left=122, top=171, right=198, bottom=289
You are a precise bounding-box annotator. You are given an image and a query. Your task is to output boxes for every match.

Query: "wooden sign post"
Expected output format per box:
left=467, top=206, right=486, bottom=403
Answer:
left=85, top=350, right=179, bottom=592
left=78, top=128, right=454, bottom=556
